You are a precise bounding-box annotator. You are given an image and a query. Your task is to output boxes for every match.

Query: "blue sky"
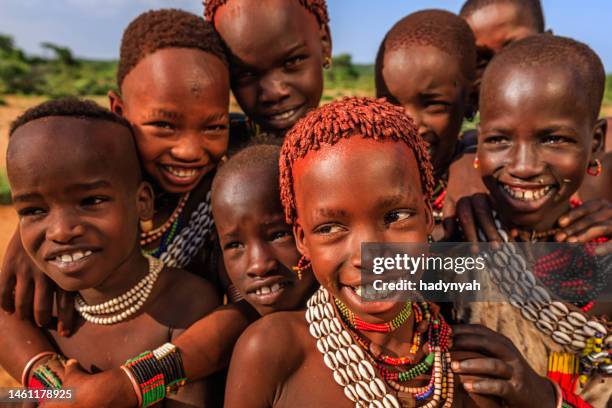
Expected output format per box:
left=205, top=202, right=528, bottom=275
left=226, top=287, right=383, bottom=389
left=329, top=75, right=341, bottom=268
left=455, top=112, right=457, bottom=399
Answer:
left=1, top=0, right=611, bottom=71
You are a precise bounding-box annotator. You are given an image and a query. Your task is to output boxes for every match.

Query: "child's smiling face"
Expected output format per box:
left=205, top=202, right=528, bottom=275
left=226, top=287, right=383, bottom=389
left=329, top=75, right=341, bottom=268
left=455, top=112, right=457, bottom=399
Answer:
left=379, top=45, right=473, bottom=176
left=213, top=165, right=316, bottom=316
left=114, top=48, right=230, bottom=193
left=479, top=65, right=601, bottom=230
left=214, top=0, right=331, bottom=134
left=8, top=118, right=151, bottom=292
left=292, top=137, right=432, bottom=323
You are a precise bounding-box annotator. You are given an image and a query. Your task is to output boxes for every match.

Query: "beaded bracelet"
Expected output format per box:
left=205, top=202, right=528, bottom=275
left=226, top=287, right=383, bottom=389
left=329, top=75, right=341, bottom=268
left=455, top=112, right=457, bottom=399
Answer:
left=21, top=351, right=57, bottom=386
left=123, top=343, right=187, bottom=408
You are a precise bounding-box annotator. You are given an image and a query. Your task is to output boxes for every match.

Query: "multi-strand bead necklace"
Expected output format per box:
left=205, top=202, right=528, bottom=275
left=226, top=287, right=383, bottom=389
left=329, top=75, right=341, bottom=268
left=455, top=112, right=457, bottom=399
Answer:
left=74, top=255, right=164, bottom=325
left=307, top=287, right=454, bottom=407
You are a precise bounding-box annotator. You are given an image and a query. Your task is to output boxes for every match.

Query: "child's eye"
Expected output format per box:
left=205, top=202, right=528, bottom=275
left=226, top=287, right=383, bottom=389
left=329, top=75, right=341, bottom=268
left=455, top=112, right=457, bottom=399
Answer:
left=17, top=207, right=46, bottom=218
left=313, top=224, right=345, bottom=235
left=223, top=241, right=243, bottom=251
left=284, top=55, right=306, bottom=69
left=483, top=135, right=510, bottom=145
left=204, top=123, right=228, bottom=132
left=271, top=230, right=292, bottom=242
left=145, top=121, right=175, bottom=130
left=384, top=210, right=414, bottom=225
left=81, top=196, right=109, bottom=206
left=541, top=135, right=574, bottom=145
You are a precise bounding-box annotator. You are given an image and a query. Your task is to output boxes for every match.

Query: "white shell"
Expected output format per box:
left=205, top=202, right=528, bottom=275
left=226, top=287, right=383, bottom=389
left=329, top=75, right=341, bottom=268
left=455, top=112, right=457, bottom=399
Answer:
left=567, top=312, right=587, bottom=327
left=339, top=330, right=352, bottom=347
left=605, top=335, right=612, bottom=347
left=571, top=340, right=586, bottom=350
left=330, top=318, right=343, bottom=334
left=344, top=383, right=358, bottom=402
left=313, top=304, right=322, bottom=321
left=336, top=348, right=350, bottom=366
left=583, top=325, right=596, bottom=338
left=370, top=401, right=384, bottom=408
left=327, top=333, right=341, bottom=350
left=347, top=363, right=362, bottom=383
left=492, top=251, right=509, bottom=268
left=317, top=338, right=329, bottom=354
left=552, top=331, right=572, bottom=345
left=358, top=361, right=376, bottom=380
left=324, top=352, right=339, bottom=370
left=521, top=305, right=538, bottom=322
left=305, top=308, right=314, bottom=323
left=510, top=293, right=524, bottom=308
left=550, top=302, right=569, bottom=317
left=539, top=308, right=558, bottom=324
left=324, top=303, right=335, bottom=320
left=532, top=286, right=552, bottom=304
left=557, top=320, right=574, bottom=334
left=536, top=319, right=554, bottom=334
left=320, top=318, right=331, bottom=336
left=382, top=394, right=400, bottom=408
left=355, top=381, right=374, bottom=402
left=586, top=320, right=607, bottom=336
left=309, top=321, right=322, bottom=338
left=350, top=344, right=366, bottom=360
left=369, top=378, right=386, bottom=399
left=333, top=368, right=350, bottom=386
left=522, top=271, right=536, bottom=288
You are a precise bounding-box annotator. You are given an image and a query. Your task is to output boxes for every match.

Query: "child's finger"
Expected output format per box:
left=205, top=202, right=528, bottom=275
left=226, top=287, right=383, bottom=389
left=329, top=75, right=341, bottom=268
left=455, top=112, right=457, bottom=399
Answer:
left=557, top=200, right=605, bottom=228
left=56, top=289, right=76, bottom=337
left=559, top=208, right=612, bottom=240
left=456, top=197, right=479, bottom=250
left=452, top=325, right=517, bottom=360
left=452, top=357, right=513, bottom=379
left=462, top=378, right=513, bottom=399
left=566, top=224, right=611, bottom=244
left=595, top=241, right=612, bottom=255
left=471, top=194, right=503, bottom=244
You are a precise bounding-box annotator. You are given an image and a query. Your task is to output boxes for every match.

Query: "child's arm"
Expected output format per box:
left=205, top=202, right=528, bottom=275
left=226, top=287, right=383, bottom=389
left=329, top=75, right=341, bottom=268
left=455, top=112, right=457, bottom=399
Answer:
left=451, top=324, right=556, bottom=408
left=0, top=228, right=76, bottom=333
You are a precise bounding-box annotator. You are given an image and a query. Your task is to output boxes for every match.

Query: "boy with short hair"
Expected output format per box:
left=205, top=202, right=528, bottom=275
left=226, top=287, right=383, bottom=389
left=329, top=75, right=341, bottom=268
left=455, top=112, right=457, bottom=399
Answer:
left=1, top=98, right=220, bottom=407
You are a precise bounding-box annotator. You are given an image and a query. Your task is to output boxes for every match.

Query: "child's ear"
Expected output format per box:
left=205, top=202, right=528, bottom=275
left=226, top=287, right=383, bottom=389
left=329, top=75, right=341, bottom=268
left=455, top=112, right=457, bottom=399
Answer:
left=108, top=90, right=125, bottom=117
left=591, top=118, right=607, bottom=155
left=293, top=221, right=311, bottom=260
left=136, top=181, right=155, bottom=223
left=319, top=24, right=332, bottom=64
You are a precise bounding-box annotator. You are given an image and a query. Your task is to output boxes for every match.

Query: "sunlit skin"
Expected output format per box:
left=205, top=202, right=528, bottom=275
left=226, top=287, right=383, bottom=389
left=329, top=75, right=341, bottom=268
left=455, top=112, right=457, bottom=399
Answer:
left=478, top=65, right=605, bottom=231
left=224, top=136, right=498, bottom=408
left=6, top=118, right=220, bottom=398
left=213, top=166, right=317, bottom=316
left=109, top=48, right=230, bottom=195
left=379, top=45, right=474, bottom=180
left=214, top=0, right=331, bottom=136
left=8, top=118, right=150, bottom=299
left=464, top=3, right=540, bottom=84
left=293, top=137, right=432, bottom=323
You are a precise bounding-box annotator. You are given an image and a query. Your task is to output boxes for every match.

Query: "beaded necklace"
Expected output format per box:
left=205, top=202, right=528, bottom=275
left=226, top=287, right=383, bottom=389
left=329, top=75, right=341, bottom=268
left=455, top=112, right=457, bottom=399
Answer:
left=307, top=287, right=455, bottom=407
left=140, top=193, right=190, bottom=246
left=335, top=299, right=413, bottom=333
left=431, top=179, right=447, bottom=223
left=74, top=255, right=164, bottom=325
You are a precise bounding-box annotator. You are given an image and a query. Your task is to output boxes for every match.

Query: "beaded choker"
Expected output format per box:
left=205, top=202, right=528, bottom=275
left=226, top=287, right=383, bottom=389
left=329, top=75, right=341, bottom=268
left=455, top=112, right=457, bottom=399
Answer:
left=74, top=255, right=164, bottom=325
left=307, top=288, right=455, bottom=407
left=334, top=298, right=412, bottom=333
left=140, top=193, right=190, bottom=246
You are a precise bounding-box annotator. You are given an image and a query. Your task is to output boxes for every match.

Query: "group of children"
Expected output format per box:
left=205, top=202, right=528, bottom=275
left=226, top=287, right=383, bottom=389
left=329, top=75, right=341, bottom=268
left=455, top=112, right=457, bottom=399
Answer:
left=0, top=0, right=610, bottom=407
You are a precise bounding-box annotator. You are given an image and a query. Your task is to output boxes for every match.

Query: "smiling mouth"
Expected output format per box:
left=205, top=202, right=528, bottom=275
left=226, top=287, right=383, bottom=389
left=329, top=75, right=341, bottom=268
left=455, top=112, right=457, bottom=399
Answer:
left=264, top=106, right=303, bottom=124
left=252, top=281, right=289, bottom=296
left=500, top=183, right=556, bottom=202
left=48, top=250, right=94, bottom=268
left=347, top=280, right=401, bottom=301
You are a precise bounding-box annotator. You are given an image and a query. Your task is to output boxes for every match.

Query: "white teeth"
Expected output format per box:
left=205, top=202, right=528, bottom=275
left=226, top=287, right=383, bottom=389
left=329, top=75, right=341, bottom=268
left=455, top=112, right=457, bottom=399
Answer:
left=53, top=250, right=93, bottom=265
left=270, top=109, right=296, bottom=121
left=502, top=184, right=552, bottom=202
left=271, top=283, right=280, bottom=292
left=354, top=286, right=362, bottom=297
left=165, top=166, right=198, bottom=179
left=261, top=286, right=271, bottom=295
left=254, top=283, right=286, bottom=297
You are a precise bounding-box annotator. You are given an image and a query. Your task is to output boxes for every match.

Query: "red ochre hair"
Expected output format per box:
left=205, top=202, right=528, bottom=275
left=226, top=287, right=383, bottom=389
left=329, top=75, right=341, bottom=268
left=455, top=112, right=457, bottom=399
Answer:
left=279, top=97, right=434, bottom=224
left=204, top=0, right=329, bottom=27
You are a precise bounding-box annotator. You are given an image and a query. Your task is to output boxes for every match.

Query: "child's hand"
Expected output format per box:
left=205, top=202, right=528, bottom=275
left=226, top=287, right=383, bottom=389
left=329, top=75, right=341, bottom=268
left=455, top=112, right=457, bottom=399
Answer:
left=552, top=199, right=612, bottom=254
left=0, top=229, right=76, bottom=335
left=444, top=193, right=504, bottom=244
left=452, top=325, right=556, bottom=408
left=40, top=361, right=138, bottom=408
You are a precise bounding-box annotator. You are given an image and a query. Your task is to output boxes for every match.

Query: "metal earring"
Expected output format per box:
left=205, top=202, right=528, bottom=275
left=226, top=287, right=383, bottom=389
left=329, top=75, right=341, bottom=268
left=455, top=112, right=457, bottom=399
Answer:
left=586, top=159, right=602, bottom=176
left=323, top=56, right=332, bottom=70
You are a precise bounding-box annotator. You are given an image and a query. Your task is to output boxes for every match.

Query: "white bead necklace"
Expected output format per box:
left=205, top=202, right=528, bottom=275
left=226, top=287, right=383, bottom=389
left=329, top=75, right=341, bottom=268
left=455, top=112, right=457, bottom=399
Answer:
left=74, top=255, right=164, bottom=325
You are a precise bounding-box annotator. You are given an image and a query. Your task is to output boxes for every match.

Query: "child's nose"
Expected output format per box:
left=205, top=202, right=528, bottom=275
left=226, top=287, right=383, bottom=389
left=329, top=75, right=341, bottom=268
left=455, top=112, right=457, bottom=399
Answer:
left=246, top=243, right=278, bottom=277
left=349, top=227, right=383, bottom=270
left=171, top=132, right=204, bottom=163
left=258, top=73, right=290, bottom=104
left=507, top=143, right=545, bottom=179
left=46, top=210, right=85, bottom=244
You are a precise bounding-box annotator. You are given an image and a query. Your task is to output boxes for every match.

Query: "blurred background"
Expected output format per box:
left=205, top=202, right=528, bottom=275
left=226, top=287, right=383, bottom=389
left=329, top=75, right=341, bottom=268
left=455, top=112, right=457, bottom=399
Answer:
left=0, top=0, right=611, bottom=386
